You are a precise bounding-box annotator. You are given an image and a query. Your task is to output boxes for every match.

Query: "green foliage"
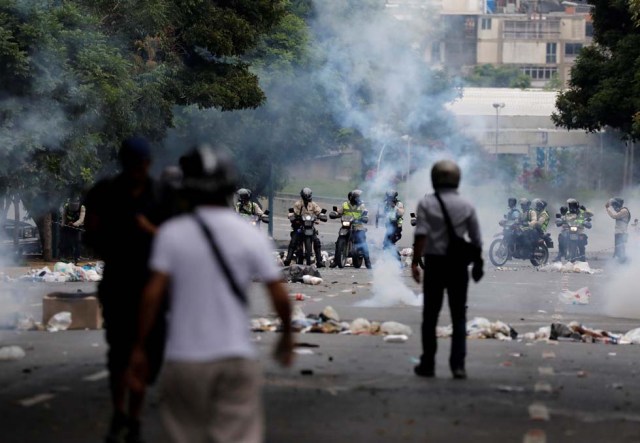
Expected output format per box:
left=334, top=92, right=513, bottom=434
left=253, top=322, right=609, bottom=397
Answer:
left=543, top=72, right=563, bottom=91
left=553, top=0, right=640, bottom=139
left=465, top=64, right=531, bottom=89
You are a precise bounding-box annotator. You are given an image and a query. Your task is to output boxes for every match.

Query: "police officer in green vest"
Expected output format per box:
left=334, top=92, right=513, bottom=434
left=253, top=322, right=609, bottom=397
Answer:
left=331, top=190, right=371, bottom=269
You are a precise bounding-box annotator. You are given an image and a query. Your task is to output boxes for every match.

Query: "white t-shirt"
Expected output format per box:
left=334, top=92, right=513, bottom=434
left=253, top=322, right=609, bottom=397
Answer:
left=150, top=207, right=282, bottom=362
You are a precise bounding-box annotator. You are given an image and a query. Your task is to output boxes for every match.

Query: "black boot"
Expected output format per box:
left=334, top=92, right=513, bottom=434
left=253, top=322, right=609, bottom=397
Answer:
left=105, top=411, right=128, bottom=443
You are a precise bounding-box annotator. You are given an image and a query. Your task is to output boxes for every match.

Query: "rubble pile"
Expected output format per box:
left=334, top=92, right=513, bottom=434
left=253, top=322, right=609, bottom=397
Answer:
left=251, top=305, right=413, bottom=338
left=11, top=262, right=103, bottom=283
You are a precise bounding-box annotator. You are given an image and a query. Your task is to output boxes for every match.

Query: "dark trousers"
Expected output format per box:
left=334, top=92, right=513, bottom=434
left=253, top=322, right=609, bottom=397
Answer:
left=353, top=230, right=371, bottom=263
left=61, top=227, right=81, bottom=262
left=420, top=255, right=469, bottom=371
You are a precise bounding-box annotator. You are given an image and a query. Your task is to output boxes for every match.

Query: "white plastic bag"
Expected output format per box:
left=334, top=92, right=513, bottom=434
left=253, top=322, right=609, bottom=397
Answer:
left=558, top=287, right=590, bottom=305
left=380, top=321, right=412, bottom=336
left=0, top=346, right=26, bottom=361
left=47, top=311, right=72, bottom=332
left=349, top=318, right=371, bottom=334
left=383, top=334, right=408, bottom=343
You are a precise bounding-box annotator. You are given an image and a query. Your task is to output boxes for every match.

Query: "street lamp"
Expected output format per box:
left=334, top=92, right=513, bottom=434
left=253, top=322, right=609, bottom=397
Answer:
left=492, top=102, right=505, bottom=155
left=401, top=134, right=412, bottom=181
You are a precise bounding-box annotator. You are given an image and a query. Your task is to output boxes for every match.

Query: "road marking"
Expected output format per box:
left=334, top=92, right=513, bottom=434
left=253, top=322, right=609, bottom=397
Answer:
left=83, top=370, right=109, bottom=382
left=19, top=393, right=55, bottom=407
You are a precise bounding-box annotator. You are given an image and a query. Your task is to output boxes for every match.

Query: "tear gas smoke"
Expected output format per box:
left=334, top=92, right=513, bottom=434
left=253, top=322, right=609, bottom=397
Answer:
left=355, top=249, right=422, bottom=307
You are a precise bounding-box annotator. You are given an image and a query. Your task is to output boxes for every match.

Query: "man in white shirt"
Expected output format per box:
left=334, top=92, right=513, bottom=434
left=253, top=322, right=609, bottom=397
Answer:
left=128, top=146, right=293, bottom=443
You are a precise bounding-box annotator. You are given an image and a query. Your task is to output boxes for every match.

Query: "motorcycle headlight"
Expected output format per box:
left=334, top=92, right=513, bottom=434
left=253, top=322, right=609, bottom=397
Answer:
left=305, top=215, right=312, bottom=221
left=570, top=226, right=578, bottom=232
left=342, top=221, right=351, bottom=227
left=23, top=228, right=33, bottom=238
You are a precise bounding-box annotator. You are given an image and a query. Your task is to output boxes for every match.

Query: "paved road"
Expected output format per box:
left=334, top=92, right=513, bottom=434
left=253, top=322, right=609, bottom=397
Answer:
left=1, top=255, right=639, bottom=442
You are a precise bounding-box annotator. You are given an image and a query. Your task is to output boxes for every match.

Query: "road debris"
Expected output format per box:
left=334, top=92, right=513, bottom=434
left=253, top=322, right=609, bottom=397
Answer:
left=18, top=393, right=55, bottom=407
left=558, top=287, right=590, bottom=305
left=538, top=261, right=602, bottom=274
left=15, top=262, right=103, bottom=283
left=46, top=311, right=72, bottom=332
left=528, top=402, right=550, bottom=421
left=534, top=382, right=553, bottom=393
left=496, top=385, right=525, bottom=393
left=383, top=334, right=408, bottom=343
left=0, top=345, right=26, bottom=361
left=523, top=429, right=547, bottom=443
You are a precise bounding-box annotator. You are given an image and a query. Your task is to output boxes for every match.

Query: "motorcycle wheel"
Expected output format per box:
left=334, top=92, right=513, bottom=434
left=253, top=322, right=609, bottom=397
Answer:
left=489, top=238, right=509, bottom=267
left=335, top=237, right=348, bottom=268
left=304, top=237, right=312, bottom=266
left=353, top=254, right=363, bottom=269
left=530, top=244, right=549, bottom=267
left=567, top=242, right=578, bottom=262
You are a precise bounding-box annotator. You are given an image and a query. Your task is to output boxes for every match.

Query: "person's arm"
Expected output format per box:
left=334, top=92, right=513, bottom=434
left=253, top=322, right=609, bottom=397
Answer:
left=72, top=206, right=86, bottom=227
left=127, top=272, right=170, bottom=392
left=265, top=280, right=294, bottom=367
left=411, top=235, right=426, bottom=284
left=253, top=203, right=264, bottom=217
left=136, top=214, right=158, bottom=235
left=606, top=207, right=626, bottom=220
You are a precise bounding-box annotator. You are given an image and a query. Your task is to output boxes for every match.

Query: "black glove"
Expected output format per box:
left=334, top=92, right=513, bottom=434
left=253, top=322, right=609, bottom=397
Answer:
left=472, top=259, right=484, bottom=283
left=580, top=205, right=586, bottom=211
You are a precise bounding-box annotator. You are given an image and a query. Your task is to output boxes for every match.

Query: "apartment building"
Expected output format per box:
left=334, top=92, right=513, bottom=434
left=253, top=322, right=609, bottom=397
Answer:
left=386, top=0, right=593, bottom=87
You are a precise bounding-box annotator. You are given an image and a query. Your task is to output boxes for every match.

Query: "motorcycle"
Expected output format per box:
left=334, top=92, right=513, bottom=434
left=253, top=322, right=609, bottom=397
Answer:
left=242, top=210, right=270, bottom=228
left=489, top=221, right=553, bottom=267
left=330, top=206, right=367, bottom=268
left=287, top=208, right=327, bottom=265
left=558, top=215, right=592, bottom=262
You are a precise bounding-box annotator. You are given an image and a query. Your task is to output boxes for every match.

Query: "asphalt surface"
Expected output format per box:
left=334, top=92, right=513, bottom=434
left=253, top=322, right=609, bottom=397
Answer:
left=1, top=252, right=640, bottom=442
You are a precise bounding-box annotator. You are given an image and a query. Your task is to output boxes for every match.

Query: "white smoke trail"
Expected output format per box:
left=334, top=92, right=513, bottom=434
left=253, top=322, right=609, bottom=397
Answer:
left=355, top=248, right=422, bottom=307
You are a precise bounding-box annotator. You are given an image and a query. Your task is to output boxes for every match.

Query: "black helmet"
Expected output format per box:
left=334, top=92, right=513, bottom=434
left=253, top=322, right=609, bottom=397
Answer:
left=567, top=198, right=579, bottom=213
left=431, top=160, right=461, bottom=189
left=349, top=189, right=362, bottom=205
left=237, top=188, right=251, bottom=203
left=300, top=187, right=313, bottom=203
left=610, top=197, right=624, bottom=210
left=519, top=198, right=531, bottom=210
left=532, top=198, right=546, bottom=212
left=508, top=197, right=517, bottom=208
left=385, top=191, right=398, bottom=204
left=180, top=145, right=237, bottom=199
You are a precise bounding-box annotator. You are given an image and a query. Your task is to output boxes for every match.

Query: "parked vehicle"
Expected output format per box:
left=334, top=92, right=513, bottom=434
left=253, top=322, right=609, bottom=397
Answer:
left=1, top=219, right=41, bottom=257
left=489, top=223, right=552, bottom=267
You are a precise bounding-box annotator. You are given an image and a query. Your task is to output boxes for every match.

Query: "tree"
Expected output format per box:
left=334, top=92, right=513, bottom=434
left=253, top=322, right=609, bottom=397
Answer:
left=552, top=0, right=640, bottom=139
left=465, top=64, right=531, bottom=89
left=0, top=0, right=286, bottom=258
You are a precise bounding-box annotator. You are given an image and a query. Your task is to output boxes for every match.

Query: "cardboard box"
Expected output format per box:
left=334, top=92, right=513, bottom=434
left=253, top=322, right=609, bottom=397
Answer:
left=43, top=292, right=103, bottom=330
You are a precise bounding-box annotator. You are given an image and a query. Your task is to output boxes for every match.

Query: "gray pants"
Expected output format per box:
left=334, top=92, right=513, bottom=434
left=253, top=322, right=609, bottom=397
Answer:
left=160, top=358, right=263, bottom=443
left=614, top=234, right=628, bottom=262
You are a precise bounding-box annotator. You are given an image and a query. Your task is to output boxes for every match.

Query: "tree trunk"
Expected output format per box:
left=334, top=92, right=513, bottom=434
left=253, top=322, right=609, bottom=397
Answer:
left=42, top=212, right=53, bottom=262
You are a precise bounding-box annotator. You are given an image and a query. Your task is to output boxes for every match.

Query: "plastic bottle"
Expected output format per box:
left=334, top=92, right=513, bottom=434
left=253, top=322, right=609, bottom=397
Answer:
left=289, top=293, right=308, bottom=301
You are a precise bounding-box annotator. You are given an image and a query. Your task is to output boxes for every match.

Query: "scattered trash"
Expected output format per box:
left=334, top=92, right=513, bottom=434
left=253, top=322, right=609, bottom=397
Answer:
left=294, top=342, right=319, bottom=348
left=349, top=318, right=372, bottom=334
left=293, top=348, right=315, bottom=355
left=496, top=385, right=525, bottom=393
left=83, top=370, right=109, bottom=382
left=289, top=293, right=308, bottom=301
left=18, top=393, right=55, bottom=407
left=320, top=306, right=340, bottom=322
left=300, top=369, right=314, bottom=376
left=510, top=353, right=522, bottom=358
left=542, top=351, right=556, bottom=359
left=539, top=261, right=602, bottom=274
left=284, top=264, right=321, bottom=283
left=301, top=275, right=323, bottom=285
left=538, top=367, right=555, bottom=376
left=577, top=370, right=588, bottom=378
left=558, top=287, right=590, bottom=305
left=16, top=262, right=103, bottom=283
left=609, top=383, right=624, bottom=390
left=523, top=429, right=547, bottom=443
left=534, top=382, right=553, bottom=393
left=47, top=312, right=72, bottom=332
left=608, top=352, right=617, bottom=356
left=383, top=334, right=408, bottom=343
left=528, top=403, right=550, bottom=421
left=500, top=361, right=513, bottom=367
left=380, top=321, right=412, bottom=336
left=0, top=345, right=26, bottom=361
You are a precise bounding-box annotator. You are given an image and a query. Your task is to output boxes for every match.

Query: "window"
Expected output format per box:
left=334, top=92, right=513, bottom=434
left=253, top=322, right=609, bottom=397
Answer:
left=521, top=66, right=558, bottom=80
left=481, top=18, right=492, bottom=30
left=565, top=43, right=583, bottom=57
left=546, top=42, right=557, bottom=64
left=504, top=19, right=560, bottom=39
left=585, top=22, right=594, bottom=37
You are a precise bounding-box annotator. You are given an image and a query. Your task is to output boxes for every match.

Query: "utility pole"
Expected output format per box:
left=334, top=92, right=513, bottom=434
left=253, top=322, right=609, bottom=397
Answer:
left=492, top=102, right=505, bottom=154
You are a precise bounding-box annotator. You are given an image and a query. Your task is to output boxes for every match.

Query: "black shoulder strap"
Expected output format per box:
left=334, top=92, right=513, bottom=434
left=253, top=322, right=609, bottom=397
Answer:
left=193, top=212, right=247, bottom=307
left=434, top=192, right=457, bottom=239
